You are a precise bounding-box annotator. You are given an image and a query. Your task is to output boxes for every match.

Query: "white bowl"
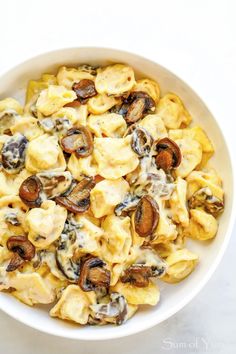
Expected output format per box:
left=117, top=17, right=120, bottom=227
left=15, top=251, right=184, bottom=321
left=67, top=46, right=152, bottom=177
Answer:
left=0, top=48, right=234, bottom=340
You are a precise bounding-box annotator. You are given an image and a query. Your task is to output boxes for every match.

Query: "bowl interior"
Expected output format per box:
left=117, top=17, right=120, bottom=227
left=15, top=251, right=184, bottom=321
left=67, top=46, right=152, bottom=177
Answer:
left=0, top=48, right=234, bottom=340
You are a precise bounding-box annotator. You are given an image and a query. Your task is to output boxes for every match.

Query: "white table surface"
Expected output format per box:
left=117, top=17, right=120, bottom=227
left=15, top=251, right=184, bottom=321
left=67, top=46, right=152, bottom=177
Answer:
left=0, top=0, right=236, bottom=353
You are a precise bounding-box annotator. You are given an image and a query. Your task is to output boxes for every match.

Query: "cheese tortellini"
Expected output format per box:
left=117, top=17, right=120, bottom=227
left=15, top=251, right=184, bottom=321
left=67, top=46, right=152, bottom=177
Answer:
left=170, top=177, right=189, bottom=227
left=100, top=215, right=132, bottom=263
left=93, top=136, right=139, bottom=179
left=87, top=113, right=127, bottom=138
left=50, top=285, right=96, bottom=324
left=90, top=178, right=129, bottom=218
left=25, top=134, right=66, bottom=173
left=162, top=249, right=198, bottom=283
left=183, top=209, right=218, bottom=241
left=0, top=62, right=224, bottom=327
left=25, top=200, right=67, bottom=248
left=157, top=93, right=192, bottom=129
left=95, top=64, right=135, bottom=95
left=36, top=85, right=77, bottom=116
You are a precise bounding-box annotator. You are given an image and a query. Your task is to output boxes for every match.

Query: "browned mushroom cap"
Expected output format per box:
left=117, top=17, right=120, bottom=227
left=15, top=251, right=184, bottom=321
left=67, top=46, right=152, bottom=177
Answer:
left=188, top=187, right=224, bottom=216
left=125, top=91, right=155, bottom=124
left=129, top=91, right=155, bottom=111
left=61, top=127, right=93, bottom=158
left=55, top=176, right=95, bottom=213
left=19, top=175, right=43, bottom=208
left=121, top=265, right=152, bottom=287
left=131, top=127, right=153, bottom=156
left=6, top=252, right=25, bottom=272
left=1, top=134, right=28, bottom=174
left=79, top=256, right=110, bottom=291
left=154, top=137, right=181, bottom=171
left=72, top=79, right=97, bottom=103
left=134, top=195, right=159, bottom=237
left=7, top=235, right=35, bottom=265
left=126, top=97, right=146, bottom=124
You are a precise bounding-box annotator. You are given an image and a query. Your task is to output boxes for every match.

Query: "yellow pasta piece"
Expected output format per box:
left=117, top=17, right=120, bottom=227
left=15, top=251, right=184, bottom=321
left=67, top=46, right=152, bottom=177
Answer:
left=0, top=267, right=58, bottom=306
left=112, top=281, right=160, bottom=306
left=138, top=114, right=167, bottom=140
left=169, top=126, right=214, bottom=168
left=174, top=138, right=202, bottom=178
left=87, top=93, right=119, bottom=114
left=93, top=136, right=139, bottom=179
left=90, top=178, right=129, bottom=218
left=26, top=74, right=57, bottom=104
left=183, top=209, right=218, bottom=240
left=25, top=134, right=66, bottom=173
left=87, top=113, right=127, bottom=138
left=0, top=196, right=28, bottom=242
left=25, top=200, right=67, bottom=248
left=186, top=169, right=223, bottom=200
left=169, top=177, right=189, bottom=227
left=0, top=97, right=23, bottom=115
left=0, top=169, right=31, bottom=197
left=50, top=285, right=96, bottom=324
left=36, top=85, right=76, bottom=116
left=73, top=214, right=103, bottom=255
left=152, top=200, right=177, bottom=244
left=156, top=93, right=192, bottom=129
left=57, top=66, right=94, bottom=89
left=100, top=215, right=132, bottom=264
left=95, top=64, right=135, bottom=95
left=68, top=153, right=98, bottom=181
left=132, top=78, right=160, bottom=103
left=161, top=249, right=198, bottom=283
left=10, top=116, right=43, bottom=141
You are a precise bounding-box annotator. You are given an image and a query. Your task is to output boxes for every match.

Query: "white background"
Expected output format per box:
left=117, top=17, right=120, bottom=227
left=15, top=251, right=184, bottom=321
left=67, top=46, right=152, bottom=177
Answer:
left=0, top=0, right=236, bottom=353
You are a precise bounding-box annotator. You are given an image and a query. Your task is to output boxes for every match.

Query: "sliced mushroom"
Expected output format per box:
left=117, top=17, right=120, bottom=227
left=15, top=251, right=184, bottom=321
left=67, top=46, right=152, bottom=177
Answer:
left=90, top=292, right=128, bottom=325
left=125, top=91, right=155, bottom=124
left=56, top=176, right=95, bottom=213
left=4, top=212, right=21, bottom=226
left=121, top=247, right=167, bottom=287
left=128, top=91, right=155, bottom=111
left=1, top=133, right=28, bottom=174
left=188, top=187, right=224, bottom=216
left=154, top=137, right=181, bottom=171
left=55, top=220, right=81, bottom=281
left=61, top=127, right=93, bottom=158
left=126, top=97, right=146, bottom=123
left=6, top=235, right=35, bottom=272
left=134, top=195, right=159, bottom=237
left=19, top=175, right=43, bottom=208
left=37, top=171, right=73, bottom=199
left=72, top=79, right=97, bottom=104
left=79, top=256, right=110, bottom=291
left=115, top=194, right=140, bottom=216
left=6, top=253, right=24, bottom=272
left=121, top=265, right=152, bottom=287
left=131, top=127, right=153, bottom=156
left=110, top=91, right=155, bottom=124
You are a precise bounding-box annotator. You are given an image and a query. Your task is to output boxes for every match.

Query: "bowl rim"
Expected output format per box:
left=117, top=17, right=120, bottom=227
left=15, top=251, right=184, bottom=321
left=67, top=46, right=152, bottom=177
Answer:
left=0, top=46, right=235, bottom=341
